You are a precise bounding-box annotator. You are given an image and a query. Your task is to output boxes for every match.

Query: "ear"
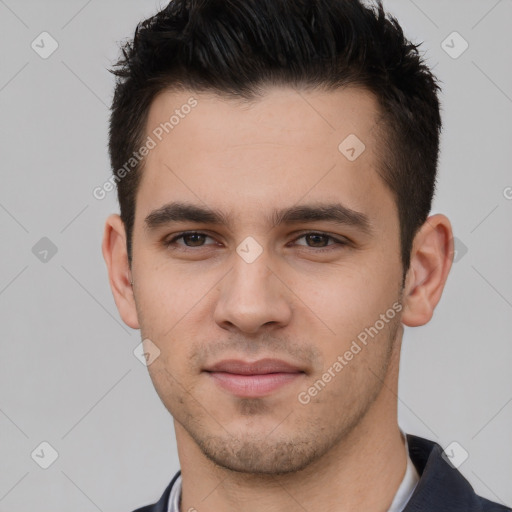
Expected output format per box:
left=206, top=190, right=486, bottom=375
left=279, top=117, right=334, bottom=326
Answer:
left=101, top=214, right=140, bottom=329
left=401, top=214, right=454, bottom=327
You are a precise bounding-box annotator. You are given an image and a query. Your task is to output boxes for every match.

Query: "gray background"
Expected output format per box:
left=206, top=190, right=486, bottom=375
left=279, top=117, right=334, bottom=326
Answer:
left=0, top=0, right=511, bottom=510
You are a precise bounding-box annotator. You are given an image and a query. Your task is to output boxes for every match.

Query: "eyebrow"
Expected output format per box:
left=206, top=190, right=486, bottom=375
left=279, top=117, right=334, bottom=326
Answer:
left=144, top=201, right=373, bottom=234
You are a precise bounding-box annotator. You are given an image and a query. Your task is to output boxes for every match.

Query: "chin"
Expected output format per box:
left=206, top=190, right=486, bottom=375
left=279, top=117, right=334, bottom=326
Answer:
left=192, top=431, right=329, bottom=475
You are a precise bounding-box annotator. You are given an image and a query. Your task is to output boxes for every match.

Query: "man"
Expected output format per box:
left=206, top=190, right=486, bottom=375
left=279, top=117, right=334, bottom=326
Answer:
left=101, top=0, right=510, bottom=511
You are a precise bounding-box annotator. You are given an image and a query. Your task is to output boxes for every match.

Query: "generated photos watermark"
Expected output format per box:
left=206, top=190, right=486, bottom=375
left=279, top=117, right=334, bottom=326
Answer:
left=298, top=301, right=403, bottom=405
left=93, top=97, right=198, bottom=200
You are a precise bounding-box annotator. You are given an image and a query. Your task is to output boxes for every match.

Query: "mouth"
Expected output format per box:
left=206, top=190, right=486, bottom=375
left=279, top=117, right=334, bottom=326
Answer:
left=203, top=358, right=306, bottom=398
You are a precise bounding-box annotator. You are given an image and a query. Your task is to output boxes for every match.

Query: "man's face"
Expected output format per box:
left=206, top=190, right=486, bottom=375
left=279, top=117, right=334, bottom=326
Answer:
left=130, top=86, right=404, bottom=474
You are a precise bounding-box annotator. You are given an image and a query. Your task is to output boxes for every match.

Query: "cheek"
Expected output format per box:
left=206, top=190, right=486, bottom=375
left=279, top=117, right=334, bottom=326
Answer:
left=146, top=363, right=187, bottom=415
left=290, top=268, right=402, bottom=390
left=294, top=262, right=400, bottom=338
left=133, top=256, right=215, bottom=334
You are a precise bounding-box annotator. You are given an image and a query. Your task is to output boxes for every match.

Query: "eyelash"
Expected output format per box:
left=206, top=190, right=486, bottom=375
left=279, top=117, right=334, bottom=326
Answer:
left=163, top=231, right=349, bottom=253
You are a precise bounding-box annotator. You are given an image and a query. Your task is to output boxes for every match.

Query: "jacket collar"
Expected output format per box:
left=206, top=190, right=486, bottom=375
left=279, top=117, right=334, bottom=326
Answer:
left=133, top=470, right=180, bottom=512
left=403, top=434, right=484, bottom=511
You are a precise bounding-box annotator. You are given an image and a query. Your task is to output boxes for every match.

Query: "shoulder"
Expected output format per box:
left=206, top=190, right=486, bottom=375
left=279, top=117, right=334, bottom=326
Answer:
left=477, top=495, right=512, bottom=512
left=405, top=434, right=511, bottom=511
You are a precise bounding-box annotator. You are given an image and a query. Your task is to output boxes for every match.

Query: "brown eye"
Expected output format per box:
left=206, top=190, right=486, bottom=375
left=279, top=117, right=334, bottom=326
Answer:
left=164, top=231, right=217, bottom=248
left=180, top=233, right=207, bottom=246
left=293, top=232, right=348, bottom=251
left=303, top=233, right=330, bottom=247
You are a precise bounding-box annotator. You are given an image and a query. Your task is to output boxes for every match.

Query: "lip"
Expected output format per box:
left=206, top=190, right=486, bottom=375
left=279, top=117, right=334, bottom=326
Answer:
left=204, top=358, right=305, bottom=398
left=205, top=358, right=303, bottom=374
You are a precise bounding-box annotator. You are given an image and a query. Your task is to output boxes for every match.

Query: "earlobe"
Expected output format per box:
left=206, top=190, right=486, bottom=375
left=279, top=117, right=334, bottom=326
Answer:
left=101, top=214, right=140, bottom=329
left=401, top=214, right=454, bottom=327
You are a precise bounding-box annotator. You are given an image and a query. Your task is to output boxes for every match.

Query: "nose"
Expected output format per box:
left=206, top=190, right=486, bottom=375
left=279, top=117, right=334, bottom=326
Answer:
left=213, top=250, right=292, bottom=335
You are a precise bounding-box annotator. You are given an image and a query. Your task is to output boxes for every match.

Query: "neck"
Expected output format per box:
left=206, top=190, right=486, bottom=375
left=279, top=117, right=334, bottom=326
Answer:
left=175, top=342, right=407, bottom=512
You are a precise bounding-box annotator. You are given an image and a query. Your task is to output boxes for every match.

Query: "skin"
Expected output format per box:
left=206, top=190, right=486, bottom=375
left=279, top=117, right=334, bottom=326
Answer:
left=102, top=86, right=453, bottom=512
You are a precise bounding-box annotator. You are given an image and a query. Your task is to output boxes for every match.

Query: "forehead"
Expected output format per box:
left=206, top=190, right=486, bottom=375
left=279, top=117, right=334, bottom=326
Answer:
left=135, top=85, right=395, bottom=229
left=146, top=85, right=381, bottom=148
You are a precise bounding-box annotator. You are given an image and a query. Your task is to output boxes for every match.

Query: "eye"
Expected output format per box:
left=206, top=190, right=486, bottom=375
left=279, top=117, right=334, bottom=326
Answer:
left=164, top=231, right=218, bottom=248
left=291, top=232, right=348, bottom=252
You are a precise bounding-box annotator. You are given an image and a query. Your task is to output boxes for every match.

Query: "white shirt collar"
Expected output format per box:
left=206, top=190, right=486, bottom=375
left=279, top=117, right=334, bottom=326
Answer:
left=387, top=431, right=420, bottom=512
left=167, top=473, right=181, bottom=512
